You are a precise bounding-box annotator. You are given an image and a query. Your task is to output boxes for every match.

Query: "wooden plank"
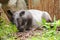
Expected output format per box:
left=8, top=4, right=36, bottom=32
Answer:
left=58, top=0, right=60, bottom=19
left=28, top=0, right=43, bottom=10
left=33, top=0, right=40, bottom=9
left=37, top=0, right=43, bottom=10
left=42, top=0, right=49, bottom=12
left=48, top=0, right=54, bottom=20
left=28, top=0, right=32, bottom=9
left=39, top=0, right=43, bottom=10
left=54, top=0, right=59, bottom=20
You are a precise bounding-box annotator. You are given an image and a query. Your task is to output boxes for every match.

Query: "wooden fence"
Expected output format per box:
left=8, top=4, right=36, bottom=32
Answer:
left=27, top=0, right=60, bottom=20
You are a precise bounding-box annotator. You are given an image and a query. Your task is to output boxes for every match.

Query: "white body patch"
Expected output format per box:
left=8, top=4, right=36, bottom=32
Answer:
left=28, top=10, right=43, bottom=23
left=28, top=9, right=52, bottom=27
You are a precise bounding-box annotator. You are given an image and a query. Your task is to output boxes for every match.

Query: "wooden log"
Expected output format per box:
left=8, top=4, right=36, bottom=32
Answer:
left=0, top=0, right=9, bottom=4
left=0, top=8, right=10, bottom=24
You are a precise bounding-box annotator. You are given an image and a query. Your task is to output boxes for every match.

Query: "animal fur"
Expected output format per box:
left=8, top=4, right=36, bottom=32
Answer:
left=7, top=9, right=52, bottom=32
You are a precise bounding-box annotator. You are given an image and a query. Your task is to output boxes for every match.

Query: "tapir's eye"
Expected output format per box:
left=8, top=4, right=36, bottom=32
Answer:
left=20, top=11, right=25, bottom=16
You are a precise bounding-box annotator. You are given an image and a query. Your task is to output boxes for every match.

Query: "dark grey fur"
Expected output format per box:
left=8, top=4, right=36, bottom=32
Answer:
left=7, top=10, right=33, bottom=32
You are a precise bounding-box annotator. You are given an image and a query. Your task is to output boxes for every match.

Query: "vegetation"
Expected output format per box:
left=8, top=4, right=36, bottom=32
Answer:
left=0, top=17, right=18, bottom=40
left=0, top=16, right=60, bottom=40
left=28, top=16, right=60, bottom=40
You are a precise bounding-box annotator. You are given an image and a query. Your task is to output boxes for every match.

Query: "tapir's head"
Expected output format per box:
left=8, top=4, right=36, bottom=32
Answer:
left=42, top=11, right=52, bottom=22
left=7, top=10, right=28, bottom=32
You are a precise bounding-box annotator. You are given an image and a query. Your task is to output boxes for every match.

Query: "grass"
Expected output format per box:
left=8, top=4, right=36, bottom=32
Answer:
left=0, top=17, right=18, bottom=40
left=28, top=30, right=60, bottom=40
left=0, top=16, right=60, bottom=40
left=28, top=16, right=60, bottom=40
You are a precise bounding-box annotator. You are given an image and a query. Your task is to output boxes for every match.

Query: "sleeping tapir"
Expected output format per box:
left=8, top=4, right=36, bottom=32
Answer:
left=7, top=9, right=52, bottom=32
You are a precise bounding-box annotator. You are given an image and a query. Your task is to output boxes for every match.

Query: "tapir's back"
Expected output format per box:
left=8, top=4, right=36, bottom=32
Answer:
left=28, top=9, right=52, bottom=27
left=28, top=9, right=43, bottom=23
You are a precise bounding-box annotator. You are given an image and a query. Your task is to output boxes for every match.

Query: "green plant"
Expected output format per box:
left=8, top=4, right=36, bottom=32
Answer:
left=28, top=16, right=60, bottom=40
left=42, top=16, right=60, bottom=30
left=0, top=17, right=18, bottom=40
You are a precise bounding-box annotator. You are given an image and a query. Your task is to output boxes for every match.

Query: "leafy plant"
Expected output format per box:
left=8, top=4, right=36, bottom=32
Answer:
left=28, top=16, right=60, bottom=40
left=42, top=16, right=60, bottom=30
left=0, top=17, right=18, bottom=40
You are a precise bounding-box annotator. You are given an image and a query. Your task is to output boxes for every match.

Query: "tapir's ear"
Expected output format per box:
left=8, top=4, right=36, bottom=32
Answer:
left=7, top=10, right=15, bottom=24
left=20, top=11, right=25, bottom=16
left=7, top=10, right=13, bottom=16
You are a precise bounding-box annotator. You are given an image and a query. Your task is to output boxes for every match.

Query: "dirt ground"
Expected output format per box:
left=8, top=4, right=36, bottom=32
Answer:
left=15, top=27, right=60, bottom=40
left=16, top=28, right=43, bottom=40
